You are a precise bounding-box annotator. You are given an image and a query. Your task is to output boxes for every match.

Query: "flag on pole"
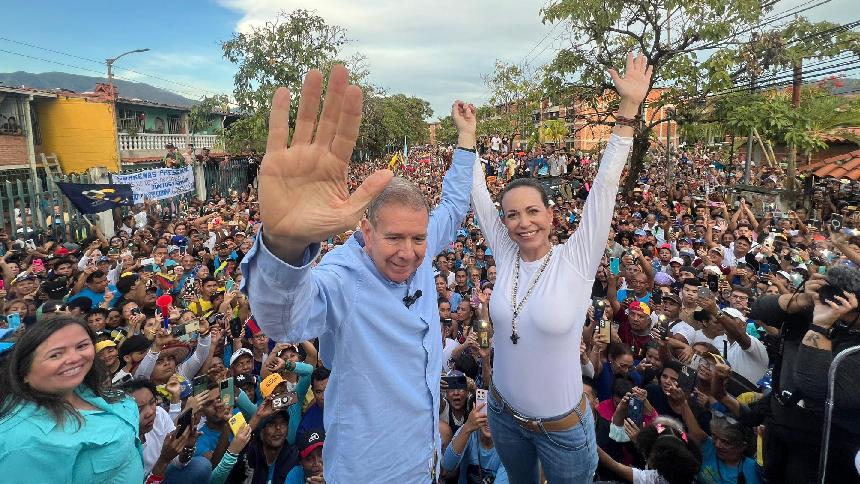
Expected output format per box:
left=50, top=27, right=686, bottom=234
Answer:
left=388, top=152, right=399, bottom=170
left=403, top=136, right=408, bottom=167
left=56, top=182, right=134, bottom=214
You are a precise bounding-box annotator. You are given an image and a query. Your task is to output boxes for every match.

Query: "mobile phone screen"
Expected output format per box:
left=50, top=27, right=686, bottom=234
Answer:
left=609, top=258, right=620, bottom=275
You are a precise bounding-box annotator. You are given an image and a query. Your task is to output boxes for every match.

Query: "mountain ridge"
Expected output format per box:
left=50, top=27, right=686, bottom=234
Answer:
left=0, top=71, right=200, bottom=106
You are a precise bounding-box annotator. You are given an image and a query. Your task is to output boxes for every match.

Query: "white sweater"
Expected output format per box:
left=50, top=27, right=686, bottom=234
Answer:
left=471, top=134, right=632, bottom=417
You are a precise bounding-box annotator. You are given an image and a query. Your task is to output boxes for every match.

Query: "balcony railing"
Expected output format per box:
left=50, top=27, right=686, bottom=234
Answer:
left=118, top=133, right=221, bottom=151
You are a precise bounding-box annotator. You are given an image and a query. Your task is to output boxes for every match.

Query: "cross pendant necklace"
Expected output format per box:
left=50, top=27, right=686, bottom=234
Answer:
left=509, top=246, right=553, bottom=345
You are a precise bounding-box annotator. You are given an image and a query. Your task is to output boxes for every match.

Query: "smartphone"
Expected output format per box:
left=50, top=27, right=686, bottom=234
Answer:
left=33, top=259, right=44, bottom=272
left=141, top=257, right=155, bottom=267
left=475, top=388, right=488, bottom=415
left=171, top=320, right=200, bottom=337
left=697, top=286, right=713, bottom=300
left=229, top=317, right=242, bottom=339
left=627, top=397, right=644, bottom=427
left=0, top=280, right=5, bottom=291
left=609, top=257, right=621, bottom=276
left=228, top=412, right=246, bottom=435
left=598, top=319, right=611, bottom=341
left=831, top=214, right=844, bottom=231
left=6, top=312, right=21, bottom=330
left=707, top=273, right=719, bottom=292
left=272, top=391, right=299, bottom=410
left=220, top=378, right=235, bottom=408
left=174, top=408, right=193, bottom=437
left=759, top=263, right=772, bottom=276
left=441, top=375, right=468, bottom=390
left=678, top=365, right=698, bottom=394
left=687, top=353, right=703, bottom=371
left=225, top=278, right=235, bottom=292
left=659, top=324, right=671, bottom=340
left=592, top=298, right=606, bottom=324
left=192, top=375, right=210, bottom=397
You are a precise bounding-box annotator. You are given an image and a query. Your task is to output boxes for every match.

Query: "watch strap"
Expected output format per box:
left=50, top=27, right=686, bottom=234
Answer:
left=808, top=324, right=833, bottom=339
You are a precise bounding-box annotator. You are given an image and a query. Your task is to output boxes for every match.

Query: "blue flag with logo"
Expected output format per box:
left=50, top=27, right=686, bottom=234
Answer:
left=56, top=182, right=134, bottom=214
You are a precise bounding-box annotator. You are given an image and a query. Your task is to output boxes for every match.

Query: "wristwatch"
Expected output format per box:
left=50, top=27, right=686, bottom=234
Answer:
left=808, top=324, right=834, bottom=339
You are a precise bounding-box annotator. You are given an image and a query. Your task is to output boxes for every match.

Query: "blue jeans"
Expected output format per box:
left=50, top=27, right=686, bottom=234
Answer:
left=487, top=389, right=597, bottom=483
left=164, top=456, right=212, bottom=484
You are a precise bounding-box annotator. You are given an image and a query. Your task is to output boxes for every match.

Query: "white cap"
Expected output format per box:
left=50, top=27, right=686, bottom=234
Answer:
left=229, top=348, right=253, bottom=367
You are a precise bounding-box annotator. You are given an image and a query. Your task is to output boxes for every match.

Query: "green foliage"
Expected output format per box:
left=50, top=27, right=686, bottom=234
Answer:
left=357, top=92, right=433, bottom=158
left=220, top=9, right=349, bottom=152
left=540, top=0, right=860, bottom=189
left=482, top=60, right=540, bottom=139
left=435, top=116, right=458, bottom=145
left=540, top=119, right=569, bottom=144
left=188, top=94, right=231, bottom=134
left=718, top=85, right=860, bottom=159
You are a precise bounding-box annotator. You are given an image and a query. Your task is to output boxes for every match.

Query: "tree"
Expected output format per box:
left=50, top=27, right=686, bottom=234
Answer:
left=482, top=60, right=540, bottom=142
left=717, top=82, right=860, bottom=171
left=541, top=118, right=569, bottom=145
left=357, top=92, right=433, bottom=158
left=435, top=116, right=458, bottom=146
left=220, top=9, right=349, bottom=152
left=188, top=94, right=231, bottom=134
left=542, top=0, right=860, bottom=191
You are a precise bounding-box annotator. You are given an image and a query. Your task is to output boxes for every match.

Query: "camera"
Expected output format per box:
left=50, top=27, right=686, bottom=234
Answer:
left=831, top=214, right=844, bottom=231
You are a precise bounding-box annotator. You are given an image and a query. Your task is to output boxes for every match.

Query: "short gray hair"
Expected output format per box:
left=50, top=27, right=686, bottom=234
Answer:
left=366, top=177, right=429, bottom=225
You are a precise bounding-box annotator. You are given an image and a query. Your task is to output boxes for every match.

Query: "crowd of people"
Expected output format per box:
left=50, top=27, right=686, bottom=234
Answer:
left=0, top=56, right=858, bottom=484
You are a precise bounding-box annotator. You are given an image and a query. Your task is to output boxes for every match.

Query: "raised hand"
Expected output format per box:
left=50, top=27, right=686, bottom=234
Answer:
left=608, top=52, right=654, bottom=107
left=259, top=65, right=394, bottom=263
left=451, top=101, right=477, bottom=148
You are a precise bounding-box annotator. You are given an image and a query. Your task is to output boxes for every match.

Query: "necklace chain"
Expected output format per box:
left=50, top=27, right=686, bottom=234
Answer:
left=510, top=246, right=554, bottom=344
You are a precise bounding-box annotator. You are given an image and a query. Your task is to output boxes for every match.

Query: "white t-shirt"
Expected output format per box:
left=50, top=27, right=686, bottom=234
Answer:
left=633, top=468, right=669, bottom=484
left=712, top=334, right=769, bottom=383
left=491, top=136, right=501, bottom=151
left=472, top=134, right=632, bottom=418
left=142, top=406, right=175, bottom=474
left=441, top=338, right=459, bottom=373
left=670, top=321, right=716, bottom=346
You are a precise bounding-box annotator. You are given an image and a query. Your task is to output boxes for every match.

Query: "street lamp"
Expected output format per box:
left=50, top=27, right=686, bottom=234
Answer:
left=106, top=48, right=149, bottom=99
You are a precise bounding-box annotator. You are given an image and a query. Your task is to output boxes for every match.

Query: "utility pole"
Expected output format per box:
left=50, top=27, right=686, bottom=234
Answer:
left=786, top=59, right=803, bottom=193
left=742, top=74, right=756, bottom=185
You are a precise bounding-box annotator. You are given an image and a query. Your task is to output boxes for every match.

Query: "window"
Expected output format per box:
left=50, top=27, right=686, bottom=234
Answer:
left=0, top=96, right=24, bottom=134
left=168, top=115, right=183, bottom=134
left=117, top=108, right=144, bottom=132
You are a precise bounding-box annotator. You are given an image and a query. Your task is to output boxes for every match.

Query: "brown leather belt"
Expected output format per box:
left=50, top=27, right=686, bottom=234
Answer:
left=489, top=385, right=587, bottom=433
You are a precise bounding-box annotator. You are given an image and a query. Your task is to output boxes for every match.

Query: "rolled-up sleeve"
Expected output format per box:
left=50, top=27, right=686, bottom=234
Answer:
left=240, top=233, right=352, bottom=343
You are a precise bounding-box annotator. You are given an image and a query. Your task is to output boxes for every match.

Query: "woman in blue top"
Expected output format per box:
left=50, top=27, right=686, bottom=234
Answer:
left=442, top=402, right=509, bottom=483
left=0, top=314, right=144, bottom=483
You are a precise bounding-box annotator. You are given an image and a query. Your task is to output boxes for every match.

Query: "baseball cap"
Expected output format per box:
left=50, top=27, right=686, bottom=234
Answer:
left=229, top=348, right=254, bottom=367
left=96, top=256, right=111, bottom=264
left=119, top=334, right=153, bottom=359
left=708, top=246, right=724, bottom=255
left=297, top=429, right=325, bottom=459
left=629, top=301, right=651, bottom=315
left=669, top=257, right=684, bottom=265
left=663, top=293, right=681, bottom=304
left=95, top=340, right=116, bottom=353
left=260, top=373, right=286, bottom=398
left=235, top=373, right=257, bottom=388
left=722, top=307, right=746, bottom=320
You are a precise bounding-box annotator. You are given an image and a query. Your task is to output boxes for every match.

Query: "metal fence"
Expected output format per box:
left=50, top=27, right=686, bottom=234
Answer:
left=0, top=169, right=95, bottom=244
left=1, top=157, right=252, bottom=243
left=203, top=158, right=253, bottom=197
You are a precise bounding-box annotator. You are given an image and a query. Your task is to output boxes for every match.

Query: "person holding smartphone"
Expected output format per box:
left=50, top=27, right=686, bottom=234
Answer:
left=470, top=53, right=652, bottom=482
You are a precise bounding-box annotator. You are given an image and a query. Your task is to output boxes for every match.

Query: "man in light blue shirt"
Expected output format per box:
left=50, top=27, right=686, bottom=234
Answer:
left=240, top=65, right=478, bottom=483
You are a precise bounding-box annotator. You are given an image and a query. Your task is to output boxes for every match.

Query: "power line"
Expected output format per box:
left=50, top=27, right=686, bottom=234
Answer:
left=0, top=36, right=225, bottom=99
left=0, top=47, right=207, bottom=100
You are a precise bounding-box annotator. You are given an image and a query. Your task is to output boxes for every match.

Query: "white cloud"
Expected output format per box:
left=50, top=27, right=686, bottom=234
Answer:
left=217, top=0, right=558, bottom=119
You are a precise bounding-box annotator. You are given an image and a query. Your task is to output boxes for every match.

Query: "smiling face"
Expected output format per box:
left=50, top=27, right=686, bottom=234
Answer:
left=26, top=324, right=94, bottom=395
left=360, top=205, right=429, bottom=284
left=501, top=186, right=553, bottom=254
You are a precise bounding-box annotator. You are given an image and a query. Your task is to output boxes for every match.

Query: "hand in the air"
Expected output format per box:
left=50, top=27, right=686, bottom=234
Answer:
left=259, top=65, right=393, bottom=261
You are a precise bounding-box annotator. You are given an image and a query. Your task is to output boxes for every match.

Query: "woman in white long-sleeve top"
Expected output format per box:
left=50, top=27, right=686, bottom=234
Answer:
left=471, top=53, right=653, bottom=483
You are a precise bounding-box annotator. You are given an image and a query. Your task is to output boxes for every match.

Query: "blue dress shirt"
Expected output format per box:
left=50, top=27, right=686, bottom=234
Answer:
left=240, top=148, right=473, bottom=483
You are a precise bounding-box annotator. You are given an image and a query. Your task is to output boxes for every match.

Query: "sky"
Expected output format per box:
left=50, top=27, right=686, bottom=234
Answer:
left=0, top=0, right=854, bottom=120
